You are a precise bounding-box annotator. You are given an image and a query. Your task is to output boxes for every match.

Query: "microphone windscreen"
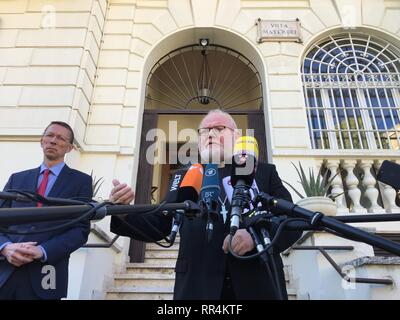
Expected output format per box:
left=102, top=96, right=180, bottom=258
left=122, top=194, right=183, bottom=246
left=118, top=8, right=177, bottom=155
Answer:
left=180, top=163, right=203, bottom=194
left=233, top=136, right=259, bottom=160
left=200, top=163, right=220, bottom=201
left=177, top=163, right=204, bottom=203
left=165, top=169, right=186, bottom=203
left=231, top=136, right=259, bottom=186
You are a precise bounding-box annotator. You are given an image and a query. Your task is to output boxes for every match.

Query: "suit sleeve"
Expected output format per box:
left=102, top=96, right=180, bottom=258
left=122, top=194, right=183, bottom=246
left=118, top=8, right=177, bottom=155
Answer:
left=110, top=187, right=173, bottom=242
left=0, top=175, right=13, bottom=248
left=267, top=165, right=303, bottom=253
left=40, top=174, right=93, bottom=265
left=111, top=212, right=172, bottom=242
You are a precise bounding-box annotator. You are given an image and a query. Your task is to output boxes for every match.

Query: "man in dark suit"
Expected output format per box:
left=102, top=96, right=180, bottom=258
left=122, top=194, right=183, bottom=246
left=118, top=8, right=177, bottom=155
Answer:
left=109, top=110, right=302, bottom=300
left=0, top=121, right=93, bottom=300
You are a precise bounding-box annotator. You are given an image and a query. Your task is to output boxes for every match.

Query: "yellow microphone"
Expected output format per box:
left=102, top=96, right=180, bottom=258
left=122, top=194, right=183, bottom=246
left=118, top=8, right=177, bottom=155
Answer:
left=231, top=136, right=259, bottom=186
left=233, top=136, right=259, bottom=160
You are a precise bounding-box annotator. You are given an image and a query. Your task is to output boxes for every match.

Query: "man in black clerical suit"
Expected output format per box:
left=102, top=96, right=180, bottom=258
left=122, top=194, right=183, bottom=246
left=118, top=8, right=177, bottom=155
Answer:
left=109, top=109, right=302, bottom=300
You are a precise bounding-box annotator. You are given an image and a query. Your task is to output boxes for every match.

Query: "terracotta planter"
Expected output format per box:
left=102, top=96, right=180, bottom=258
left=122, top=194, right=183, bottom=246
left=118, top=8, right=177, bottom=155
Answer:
left=296, top=196, right=337, bottom=216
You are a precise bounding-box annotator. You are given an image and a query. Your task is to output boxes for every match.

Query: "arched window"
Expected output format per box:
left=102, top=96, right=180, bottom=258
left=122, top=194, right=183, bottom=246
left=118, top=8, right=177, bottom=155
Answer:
left=302, top=33, right=400, bottom=150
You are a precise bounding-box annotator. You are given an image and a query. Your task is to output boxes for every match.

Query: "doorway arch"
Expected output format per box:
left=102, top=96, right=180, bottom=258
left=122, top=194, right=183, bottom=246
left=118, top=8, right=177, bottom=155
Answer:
left=145, top=44, right=263, bottom=111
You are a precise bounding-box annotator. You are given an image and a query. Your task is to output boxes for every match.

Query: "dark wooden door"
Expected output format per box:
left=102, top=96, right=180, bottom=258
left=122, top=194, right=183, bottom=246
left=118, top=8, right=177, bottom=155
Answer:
left=248, top=112, right=268, bottom=163
left=129, top=111, right=158, bottom=262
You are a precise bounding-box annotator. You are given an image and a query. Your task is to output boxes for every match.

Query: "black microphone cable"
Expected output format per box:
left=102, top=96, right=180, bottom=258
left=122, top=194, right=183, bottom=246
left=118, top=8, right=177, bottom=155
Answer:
left=115, top=200, right=183, bottom=247
left=0, top=199, right=170, bottom=239
left=5, top=189, right=89, bottom=206
left=0, top=200, right=111, bottom=235
left=227, top=217, right=310, bottom=261
left=0, top=191, right=187, bottom=247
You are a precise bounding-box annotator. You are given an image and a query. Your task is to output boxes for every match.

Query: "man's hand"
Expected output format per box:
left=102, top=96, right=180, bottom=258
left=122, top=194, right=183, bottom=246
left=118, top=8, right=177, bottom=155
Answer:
left=21, top=243, right=43, bottom=260
left=110, top=179, right=135, bottom=204
left=222, top=229, right=255, bottom=256
left=1, top=242, right=38, bottom=267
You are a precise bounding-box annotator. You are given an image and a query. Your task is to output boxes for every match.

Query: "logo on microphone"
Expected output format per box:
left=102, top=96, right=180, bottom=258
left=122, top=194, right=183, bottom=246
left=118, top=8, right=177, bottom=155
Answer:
left=205, top=168, right=217, bottom=177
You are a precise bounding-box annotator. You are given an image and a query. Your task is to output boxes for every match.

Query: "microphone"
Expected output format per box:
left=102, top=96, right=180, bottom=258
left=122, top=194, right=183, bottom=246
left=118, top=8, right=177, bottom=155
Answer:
left=377, top=160, right=400, bottom=191
left=245, top=210, right=272, bottom=247
left=165, top=170, right=186, bottom=203
left=200, top=164, right=220, bottom=242
left=179, top=163, right=203, bottom=197
left=231, top=136, right=258, bottom=186
left=168, top=163, right=203, bottom=244
left=230, top=136, right=259, bottom=235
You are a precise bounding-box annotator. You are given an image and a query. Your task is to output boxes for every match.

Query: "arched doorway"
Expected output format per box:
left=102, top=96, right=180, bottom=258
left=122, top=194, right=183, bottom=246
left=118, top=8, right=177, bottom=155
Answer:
left=145, top=44, right=263, bottom=110
left=130, top=31, right=269, bottom=262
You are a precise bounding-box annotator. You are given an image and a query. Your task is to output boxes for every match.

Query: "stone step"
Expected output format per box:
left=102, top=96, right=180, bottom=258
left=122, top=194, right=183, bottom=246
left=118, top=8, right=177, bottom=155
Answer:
left=156, top=237, right=180, bottom=245
left=125, top=263, right=291, bottom=280
left=144, top=258, right=177, bottom=264
left=125, top=263, right=175, bottom=274
left=106, top=286, right=297, bottom=300
left=114, top=273, right=175, bottom=287
left=114, top=249, right=297, bottom=299
left=106, top=286, right=173, bottom=300
left=146, top=243, right=180, bottom=251
left=106, top=292, right=174, bottom=300
left=145, top=251, right=179, bottom=259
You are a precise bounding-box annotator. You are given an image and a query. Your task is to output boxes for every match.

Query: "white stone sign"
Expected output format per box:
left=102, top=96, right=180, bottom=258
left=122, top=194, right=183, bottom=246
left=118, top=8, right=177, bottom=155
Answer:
left=256, top=19, right=302, bottom=43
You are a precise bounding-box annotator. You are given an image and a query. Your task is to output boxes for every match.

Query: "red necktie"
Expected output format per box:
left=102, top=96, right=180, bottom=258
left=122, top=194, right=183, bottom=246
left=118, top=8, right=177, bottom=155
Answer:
left=37, top=169, right=50, bottom=207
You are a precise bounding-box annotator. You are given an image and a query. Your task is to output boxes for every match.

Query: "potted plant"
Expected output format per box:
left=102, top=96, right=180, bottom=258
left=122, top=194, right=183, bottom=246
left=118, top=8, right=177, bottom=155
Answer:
left=283, top=162, right=341, bottom=216
left=91, top=170, right=104, bottom=200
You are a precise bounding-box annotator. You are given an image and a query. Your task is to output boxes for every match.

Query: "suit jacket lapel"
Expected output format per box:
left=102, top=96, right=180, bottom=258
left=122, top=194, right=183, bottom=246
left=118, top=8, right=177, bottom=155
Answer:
left=47, top=164, right=71, bottom=198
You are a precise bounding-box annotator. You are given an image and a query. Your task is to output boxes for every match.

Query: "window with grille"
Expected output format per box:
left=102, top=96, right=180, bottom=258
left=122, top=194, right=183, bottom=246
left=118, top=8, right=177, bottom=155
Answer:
left=302, top=33, right=400, bottom=150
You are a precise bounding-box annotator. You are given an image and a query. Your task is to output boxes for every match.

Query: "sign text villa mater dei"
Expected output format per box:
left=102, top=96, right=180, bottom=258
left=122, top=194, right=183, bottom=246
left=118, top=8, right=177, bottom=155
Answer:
left=256, top=18, right=302, bottom=43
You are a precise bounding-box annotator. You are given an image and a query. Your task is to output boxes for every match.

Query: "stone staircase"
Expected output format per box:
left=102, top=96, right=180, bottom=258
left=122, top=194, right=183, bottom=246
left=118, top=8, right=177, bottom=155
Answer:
left=106, top=237, right=298, bottom=300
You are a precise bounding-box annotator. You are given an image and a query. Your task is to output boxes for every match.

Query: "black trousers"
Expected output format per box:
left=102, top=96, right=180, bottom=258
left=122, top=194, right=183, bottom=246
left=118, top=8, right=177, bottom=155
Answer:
left=220, top=270, right=236, bottom=300
left=0, top=267, right=41, bottom=300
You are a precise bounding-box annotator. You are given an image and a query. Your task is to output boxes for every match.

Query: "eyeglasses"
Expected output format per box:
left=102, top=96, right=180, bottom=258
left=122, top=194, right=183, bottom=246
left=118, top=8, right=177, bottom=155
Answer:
left=43, top=132, right=71, bottom=144
left=197, top=126, right=234, bottom=136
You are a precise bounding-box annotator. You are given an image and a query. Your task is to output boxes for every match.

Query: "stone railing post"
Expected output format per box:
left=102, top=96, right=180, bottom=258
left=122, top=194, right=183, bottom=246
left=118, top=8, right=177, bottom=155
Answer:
left=342, top=160, right=367, bottom=213
left=360, top=159, right=385, bottom=213
left=325, top=159, right=348, bottom=214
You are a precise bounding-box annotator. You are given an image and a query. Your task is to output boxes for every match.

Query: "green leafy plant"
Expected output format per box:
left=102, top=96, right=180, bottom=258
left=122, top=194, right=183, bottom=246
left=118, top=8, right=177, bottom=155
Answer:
left=283, top=162, right=342, bottom=200
left=91, top=170, right=104, bottom=198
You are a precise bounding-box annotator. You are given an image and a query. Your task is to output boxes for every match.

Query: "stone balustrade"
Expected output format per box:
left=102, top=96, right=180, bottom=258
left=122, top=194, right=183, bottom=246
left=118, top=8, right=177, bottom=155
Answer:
left=322, top=158, right=400, bottom=214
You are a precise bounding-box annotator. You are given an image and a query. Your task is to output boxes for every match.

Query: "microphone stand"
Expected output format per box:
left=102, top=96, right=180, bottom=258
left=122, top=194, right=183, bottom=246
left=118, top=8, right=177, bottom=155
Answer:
left=0, top=191, right=89, bottom=206
left=230, top=180, right=252, bottom=235
left=0, top=195, right=200, bottom=227
left=238, top=192, right=400, bottom=301
left=229, top=183, right=284, bottom=300
left=255, top=192, right=400, bottom=257
left=244, top=211, right=284, bottom=300
left=169, top=209, right=184, bottom=245
left=199, top=199, right=219, bottom=242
